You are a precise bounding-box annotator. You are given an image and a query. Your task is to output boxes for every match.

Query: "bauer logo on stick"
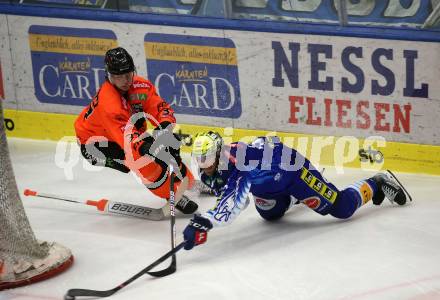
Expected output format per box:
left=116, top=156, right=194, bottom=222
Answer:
left=108, top=202, right=153, bottom=216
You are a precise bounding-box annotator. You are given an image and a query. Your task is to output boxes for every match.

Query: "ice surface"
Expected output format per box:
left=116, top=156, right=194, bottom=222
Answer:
left=2, top=138, right=440, bottom=300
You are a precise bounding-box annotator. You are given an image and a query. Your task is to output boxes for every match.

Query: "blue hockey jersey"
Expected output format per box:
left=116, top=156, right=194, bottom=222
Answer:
left=199, top=136, right=338, bottom=227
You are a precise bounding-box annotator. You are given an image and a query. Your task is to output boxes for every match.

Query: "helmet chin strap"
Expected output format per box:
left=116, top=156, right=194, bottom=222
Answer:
left=106, top=72, right=114, bottom=84
left=212, top=155, right=221, bottom=174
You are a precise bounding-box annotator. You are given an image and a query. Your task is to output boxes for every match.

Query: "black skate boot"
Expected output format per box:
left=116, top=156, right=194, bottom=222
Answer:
left=175, top=195, right=198, bottom=214
left=371, top=173, right=406, bottom=206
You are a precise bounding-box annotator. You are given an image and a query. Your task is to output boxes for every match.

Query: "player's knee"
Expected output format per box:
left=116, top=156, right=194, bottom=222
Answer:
left=254, top=197, right=289, bottom=221
left=330, top=208, right=355, bottom=219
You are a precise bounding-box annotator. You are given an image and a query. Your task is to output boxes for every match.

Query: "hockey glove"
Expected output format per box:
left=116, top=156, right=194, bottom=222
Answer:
left=138, top=122, right=181, bottom=162
left=138, top=122, right=172, bottom=157
left=153, top=122, right=183, bottom=166
left=183, top=215, right=213, bottom=250
left=152, top=121, right=172, bottom=140
left=138, top=135, right=155, bottom=157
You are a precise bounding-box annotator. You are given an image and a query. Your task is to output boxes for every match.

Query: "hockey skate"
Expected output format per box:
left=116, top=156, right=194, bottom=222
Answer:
left=175, top=195, right=198, bottom=214
left=371, top=171, right=410, bottom=206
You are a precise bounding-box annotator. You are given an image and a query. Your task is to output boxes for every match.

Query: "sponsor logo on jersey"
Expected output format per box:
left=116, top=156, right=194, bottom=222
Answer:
left=133, top=82, right=151, bottom=89
left=255, top=197, right=277, bottom=211
left=144, top=33, right=242, bottom=118
left=300, top=167, right=338, bottom=203
left=129, top=93, right=147, bottom=101
left=302, top=197, right=321, bottom=210
left=29, top=25, right=117, bottom=106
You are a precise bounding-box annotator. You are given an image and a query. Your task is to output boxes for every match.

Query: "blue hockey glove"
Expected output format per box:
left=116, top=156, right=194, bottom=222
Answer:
left=183, top=215, right=213, bottom=250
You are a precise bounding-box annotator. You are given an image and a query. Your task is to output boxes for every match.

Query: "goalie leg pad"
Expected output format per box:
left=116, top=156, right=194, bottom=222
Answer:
left=0, top=242, right=73, bottom=291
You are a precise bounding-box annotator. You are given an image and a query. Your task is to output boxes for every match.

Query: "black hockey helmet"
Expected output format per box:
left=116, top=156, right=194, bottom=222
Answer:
left=104, top=47, right=135, bottom=75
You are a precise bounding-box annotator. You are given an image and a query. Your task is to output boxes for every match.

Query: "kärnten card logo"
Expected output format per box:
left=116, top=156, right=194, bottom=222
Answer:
left=29, top=25, right=117, bottom=106
left=145, top=33, right=242, bottom=118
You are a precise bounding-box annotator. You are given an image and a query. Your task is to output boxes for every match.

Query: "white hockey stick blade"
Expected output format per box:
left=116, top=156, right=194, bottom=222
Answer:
left=104, top=200, right=166, bottom=221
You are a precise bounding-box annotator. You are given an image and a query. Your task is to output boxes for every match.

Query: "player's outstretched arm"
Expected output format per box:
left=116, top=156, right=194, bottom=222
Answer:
left=203, top=172, right=251, bottom=227
left=182, top=172, right=251, bottom=250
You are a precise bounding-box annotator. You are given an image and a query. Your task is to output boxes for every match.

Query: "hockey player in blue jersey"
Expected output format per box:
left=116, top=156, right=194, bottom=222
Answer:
left=182, top=131, right=408, bottom=250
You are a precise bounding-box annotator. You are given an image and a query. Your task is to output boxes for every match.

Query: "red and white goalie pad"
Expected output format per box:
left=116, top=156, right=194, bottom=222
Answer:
left=0, top=241, right=74, bottom=290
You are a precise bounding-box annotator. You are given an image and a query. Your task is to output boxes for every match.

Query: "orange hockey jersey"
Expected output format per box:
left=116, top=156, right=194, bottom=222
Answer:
left=75, top=75, right=176, bottom=151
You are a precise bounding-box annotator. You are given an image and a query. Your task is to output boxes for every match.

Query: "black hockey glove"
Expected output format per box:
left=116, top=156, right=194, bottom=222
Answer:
left=152, top=121, right=172, bottom=140
left=183, top=215, right=213, bottom=250
left=138, top=135, right=155, bottom=157
left=153, top=122, right=183, bottom=166
left=138, top=122, right=182, bottom=165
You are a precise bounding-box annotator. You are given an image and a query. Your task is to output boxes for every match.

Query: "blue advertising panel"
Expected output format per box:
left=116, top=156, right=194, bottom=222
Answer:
left=29, top=25, right=117, bottom=106
left=145, top=33, right=242, bottom=118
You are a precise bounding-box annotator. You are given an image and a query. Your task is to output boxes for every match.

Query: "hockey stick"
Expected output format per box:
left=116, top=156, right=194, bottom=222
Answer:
left=64, top=241, right=186, bottom=300
left=23, top=189, right=166, bottom=221
left=64, top=165, right=180, bottom=299
left=147, top=164, right=177, bottom=277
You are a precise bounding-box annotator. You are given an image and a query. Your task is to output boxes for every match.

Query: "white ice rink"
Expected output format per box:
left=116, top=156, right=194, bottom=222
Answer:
left=2, top=138, right=440, bottom=300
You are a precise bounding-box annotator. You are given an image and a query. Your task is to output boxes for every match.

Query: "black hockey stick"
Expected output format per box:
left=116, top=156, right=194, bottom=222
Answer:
left=65, top=165, right=180, bottom=299
left=147, top=164, right=177, bottom=277
left=64, top=241, right=186, bottom=299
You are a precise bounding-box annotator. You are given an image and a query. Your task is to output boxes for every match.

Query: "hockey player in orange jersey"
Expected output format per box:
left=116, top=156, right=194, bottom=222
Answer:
left=74, top=47, right=197, bottom=214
